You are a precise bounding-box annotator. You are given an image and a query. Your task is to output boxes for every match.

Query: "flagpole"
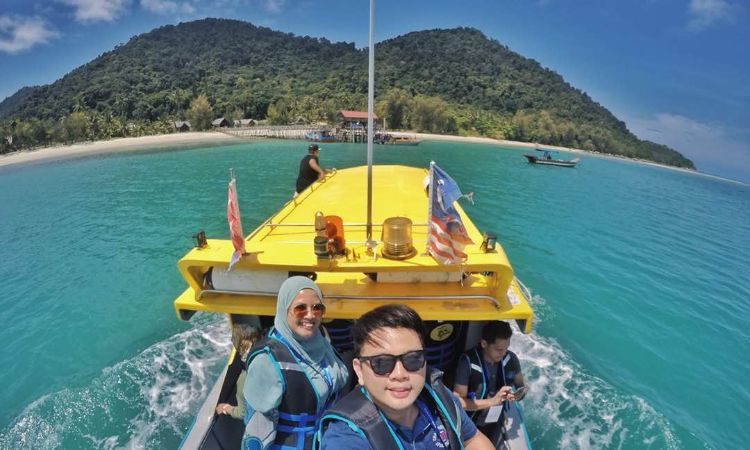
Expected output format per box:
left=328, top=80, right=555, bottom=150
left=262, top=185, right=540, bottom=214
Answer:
left=366, top=0, right=375, bottom=249
left=426, top=161, right=435, bottom=252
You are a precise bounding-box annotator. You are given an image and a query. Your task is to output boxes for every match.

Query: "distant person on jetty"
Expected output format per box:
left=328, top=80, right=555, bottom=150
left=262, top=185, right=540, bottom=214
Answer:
left=452, top=321, right=528, bottom=446
left=295, top=143, right=332, bottom=196
left=319, top=304, right=495, bottom=449
left=240, top=276, right=350, bottom=449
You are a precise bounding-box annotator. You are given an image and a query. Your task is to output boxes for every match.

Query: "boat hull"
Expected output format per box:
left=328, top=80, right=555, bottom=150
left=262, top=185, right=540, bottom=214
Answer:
left=524, top=154, right=578, bottom=167
left=304, top=131, right=336, bottom=142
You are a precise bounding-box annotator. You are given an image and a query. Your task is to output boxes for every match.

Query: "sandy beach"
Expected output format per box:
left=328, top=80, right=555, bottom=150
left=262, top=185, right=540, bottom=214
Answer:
left=0, top=130, right=708, bottom=180
left=0, top=132, right=236, bottom=169
left=0, top=130, right=543, bottom=170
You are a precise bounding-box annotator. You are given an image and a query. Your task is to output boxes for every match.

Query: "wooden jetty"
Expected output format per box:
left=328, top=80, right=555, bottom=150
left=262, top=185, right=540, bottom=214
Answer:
left=334, top=128, right=369, bottom=143
left=219, top=124, right=380, bottom=144
left=221, top=125, right=322, bottom=139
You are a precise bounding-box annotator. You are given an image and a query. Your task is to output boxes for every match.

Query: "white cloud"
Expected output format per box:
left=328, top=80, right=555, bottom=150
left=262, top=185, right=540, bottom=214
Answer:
left=262, top=0, right=285, bottom=14
left=59, top=0, right=131, bottom=23
left=626, top=112, right=750, bottom=181
left=0, top=15, right=59, bottom=54
left=688, top=0, right=737, bottom=30
left=141, top=0, right=195, bottom=14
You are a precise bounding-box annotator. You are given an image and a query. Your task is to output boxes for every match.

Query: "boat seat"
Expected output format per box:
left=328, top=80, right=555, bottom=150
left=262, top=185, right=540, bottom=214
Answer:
left=199, top=414, right=245, bottom=450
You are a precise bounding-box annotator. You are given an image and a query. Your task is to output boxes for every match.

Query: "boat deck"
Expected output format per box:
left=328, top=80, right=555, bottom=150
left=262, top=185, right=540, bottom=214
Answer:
left=175, top=165, right=533, bottom=332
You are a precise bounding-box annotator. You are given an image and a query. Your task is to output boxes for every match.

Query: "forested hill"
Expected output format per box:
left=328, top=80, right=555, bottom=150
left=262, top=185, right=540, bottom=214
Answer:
left=0, top=18, right=694, bottom=168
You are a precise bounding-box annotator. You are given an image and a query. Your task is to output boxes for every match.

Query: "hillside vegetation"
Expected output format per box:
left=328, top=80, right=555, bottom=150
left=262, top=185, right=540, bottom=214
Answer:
left=0, top=18, right=693, bottom=168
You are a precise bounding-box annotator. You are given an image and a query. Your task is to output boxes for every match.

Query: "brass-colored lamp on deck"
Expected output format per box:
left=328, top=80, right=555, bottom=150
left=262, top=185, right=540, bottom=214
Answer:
left=381, top=217, right=417, bottom=260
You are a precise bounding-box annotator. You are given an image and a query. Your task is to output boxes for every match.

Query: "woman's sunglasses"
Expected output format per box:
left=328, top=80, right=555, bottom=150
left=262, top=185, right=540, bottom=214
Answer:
left=358, top=350, right=426, bottom=376
left=290, top=303, right=326, bottom=318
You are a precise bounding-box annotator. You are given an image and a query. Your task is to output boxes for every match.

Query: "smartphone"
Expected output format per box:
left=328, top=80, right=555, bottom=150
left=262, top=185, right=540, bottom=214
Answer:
left=513, top=386, right=529, bottom=398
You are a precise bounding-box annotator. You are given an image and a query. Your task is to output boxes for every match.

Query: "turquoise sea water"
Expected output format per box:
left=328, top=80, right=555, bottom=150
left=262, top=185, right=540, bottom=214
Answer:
left=0, top=139, right=748, bottom=449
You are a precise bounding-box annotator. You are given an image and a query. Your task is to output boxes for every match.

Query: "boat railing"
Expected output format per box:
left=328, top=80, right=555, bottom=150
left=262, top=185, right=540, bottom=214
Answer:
left=198, top=288, right=502, bottom=309
left=259, top=222, right=429, bottom=228
left=244, top=171, right=341, bottom=241
left=514, top=276, right=533, bottom=303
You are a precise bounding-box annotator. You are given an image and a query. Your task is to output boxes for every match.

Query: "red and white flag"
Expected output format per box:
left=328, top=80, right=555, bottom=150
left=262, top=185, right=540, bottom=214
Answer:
left=227, top=172, right=245, bottom=271
left=427, top=163, right=474, bottom=264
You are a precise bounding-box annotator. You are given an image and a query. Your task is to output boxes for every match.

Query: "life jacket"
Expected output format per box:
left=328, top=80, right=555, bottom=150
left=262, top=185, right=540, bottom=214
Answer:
left=461, top=347, right=514, bottom=422
left=319, top=369, right=464, bottom=449
left=246, top=330, right=338, bottom=450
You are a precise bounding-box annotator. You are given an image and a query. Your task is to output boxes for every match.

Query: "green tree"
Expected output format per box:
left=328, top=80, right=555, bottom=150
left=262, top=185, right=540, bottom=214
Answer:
left=408, top=95, right=454, bottom=133
left=376, top=88, right=411, bottom=130
left=267, top=97, right=291, bottom=125
left=186, top=94, right=213, bottom=130
left=63, top=112, right=90, bottom=142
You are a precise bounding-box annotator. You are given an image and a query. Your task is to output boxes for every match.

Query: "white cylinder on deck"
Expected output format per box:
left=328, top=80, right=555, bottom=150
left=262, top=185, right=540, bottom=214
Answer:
left=210, top=269, right=289, bottom=293
left=375, top=271, right=461, bottom=283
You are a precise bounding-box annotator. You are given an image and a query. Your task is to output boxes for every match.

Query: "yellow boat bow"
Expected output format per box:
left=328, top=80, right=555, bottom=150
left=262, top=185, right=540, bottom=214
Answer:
left=174, top=165, right=533, bottom=333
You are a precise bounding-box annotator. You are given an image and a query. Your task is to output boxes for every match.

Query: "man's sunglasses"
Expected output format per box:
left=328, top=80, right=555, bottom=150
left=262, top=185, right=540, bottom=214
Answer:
left=290, top=303, right=326, bottom=318
left=358, top=350, right=426, bottom=376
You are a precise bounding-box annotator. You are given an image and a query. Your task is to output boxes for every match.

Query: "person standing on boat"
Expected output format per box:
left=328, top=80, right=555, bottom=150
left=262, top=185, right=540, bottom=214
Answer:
left=295, top=143, right=332, bottom=196
left=240, top=276, right=350, bottom=450
left=452, top=321, right=528, bottom=446
left=319, top=304, right=495, bottom=450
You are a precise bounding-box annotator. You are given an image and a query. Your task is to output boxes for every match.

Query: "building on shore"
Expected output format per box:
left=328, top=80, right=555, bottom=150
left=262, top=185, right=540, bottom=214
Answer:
left=335, top=110, right=379, bottom=143
left=174, top=121, right=191, bottom=132
left=212, top=117, right=230, bottom=128
left=233, top=118, right=257, bottom=127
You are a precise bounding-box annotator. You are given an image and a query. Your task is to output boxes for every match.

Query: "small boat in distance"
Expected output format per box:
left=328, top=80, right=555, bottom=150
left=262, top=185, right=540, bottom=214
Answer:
left=375, top=132, right=422, bottom=146
left=304, top=130, right=336, bottom=143
left=524, top=146, right=580, bottom=167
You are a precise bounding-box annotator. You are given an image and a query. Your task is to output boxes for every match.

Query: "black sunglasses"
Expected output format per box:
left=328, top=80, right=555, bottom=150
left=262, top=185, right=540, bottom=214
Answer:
left=358, top=350, right=426, bottom=376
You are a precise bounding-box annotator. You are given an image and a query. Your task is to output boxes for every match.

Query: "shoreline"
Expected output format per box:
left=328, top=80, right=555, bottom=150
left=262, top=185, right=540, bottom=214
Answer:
left=0, top=132, right=236, bottom=169
left=1, top=130, right=733, bottom=183
left=399, top=132, right=741, bottom=182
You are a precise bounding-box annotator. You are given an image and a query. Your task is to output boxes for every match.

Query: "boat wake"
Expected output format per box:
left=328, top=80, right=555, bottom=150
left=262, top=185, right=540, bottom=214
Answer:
left=2, top=295, right=685, bottom=450
left=515, top=293, right=681, bottom=449
left=0, top=315, right=230, bottom=449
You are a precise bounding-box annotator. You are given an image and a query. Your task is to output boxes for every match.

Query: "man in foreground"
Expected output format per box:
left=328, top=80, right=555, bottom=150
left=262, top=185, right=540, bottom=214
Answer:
left=319, top=304, right=494, bottom=449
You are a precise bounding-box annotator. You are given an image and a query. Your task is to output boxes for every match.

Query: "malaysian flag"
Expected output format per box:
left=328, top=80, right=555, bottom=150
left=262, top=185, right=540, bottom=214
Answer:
left=227, top=171, right=245, bottom=271
left=427, top=163, right=474, bottom=264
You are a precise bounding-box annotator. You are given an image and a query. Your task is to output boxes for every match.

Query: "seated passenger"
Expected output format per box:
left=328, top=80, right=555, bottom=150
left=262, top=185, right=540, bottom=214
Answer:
left=215, top=323, right=261, bottom=419
left=319, top=304, right=494, bottom=450
left=241, top=276, right=350, bottom=449
left=452, top=321, right=527, bottom=445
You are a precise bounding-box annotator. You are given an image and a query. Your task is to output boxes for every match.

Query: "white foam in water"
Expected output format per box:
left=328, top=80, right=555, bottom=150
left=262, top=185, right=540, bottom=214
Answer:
left=0, top=314, right=231, bottom=449
left=2, top=291, right=685, bottom=450
left=514, top=292, right=681, bottom=449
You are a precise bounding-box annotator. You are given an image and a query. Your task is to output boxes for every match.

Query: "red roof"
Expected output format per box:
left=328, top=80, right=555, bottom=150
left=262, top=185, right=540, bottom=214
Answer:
left=338, top=110, right=379, bottom=120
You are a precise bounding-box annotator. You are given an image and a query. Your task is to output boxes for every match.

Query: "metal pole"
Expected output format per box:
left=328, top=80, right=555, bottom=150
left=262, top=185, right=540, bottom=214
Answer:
left=366, top=0, right=375, bottom=246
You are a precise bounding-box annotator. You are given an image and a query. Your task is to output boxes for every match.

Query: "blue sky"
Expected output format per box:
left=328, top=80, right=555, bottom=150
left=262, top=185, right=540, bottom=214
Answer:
left=1, top=0, right=748, bottom=182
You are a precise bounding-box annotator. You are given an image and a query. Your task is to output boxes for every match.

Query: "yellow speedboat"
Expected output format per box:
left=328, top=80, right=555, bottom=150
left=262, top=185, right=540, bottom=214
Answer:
left=175, top=164, right=534, bottom=449
left=175, top=165, right=532, bottom=329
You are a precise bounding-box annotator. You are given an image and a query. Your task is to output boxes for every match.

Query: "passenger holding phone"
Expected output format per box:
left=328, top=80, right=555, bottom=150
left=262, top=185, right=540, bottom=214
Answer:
left=452, top=321, right=528, bottom=446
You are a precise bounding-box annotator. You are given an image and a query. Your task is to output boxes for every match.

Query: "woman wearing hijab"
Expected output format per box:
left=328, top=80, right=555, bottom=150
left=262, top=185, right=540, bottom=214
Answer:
left=240, top=276, right=350, bottom=450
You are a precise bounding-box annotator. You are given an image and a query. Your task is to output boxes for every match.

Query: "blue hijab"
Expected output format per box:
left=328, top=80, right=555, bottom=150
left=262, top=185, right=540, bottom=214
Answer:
left=273, top=276, right=349, bottom=392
